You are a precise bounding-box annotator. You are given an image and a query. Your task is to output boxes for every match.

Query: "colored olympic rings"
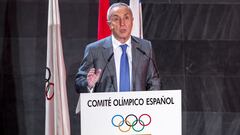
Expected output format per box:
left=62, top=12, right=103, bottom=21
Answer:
left=111, top=114, right=151, bottom=132
left=45, top=67, right=54, bottom=100
left=45, top=82, right=54, bottom=100
left=45, top=67, right=51, bottom=82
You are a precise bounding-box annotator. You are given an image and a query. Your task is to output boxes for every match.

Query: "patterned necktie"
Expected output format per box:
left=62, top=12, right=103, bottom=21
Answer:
left=120, top=44, right=130, bottom=92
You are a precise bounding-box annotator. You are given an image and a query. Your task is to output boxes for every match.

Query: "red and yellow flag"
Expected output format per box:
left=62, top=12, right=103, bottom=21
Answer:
left=98, top=0, right=111, bottom=40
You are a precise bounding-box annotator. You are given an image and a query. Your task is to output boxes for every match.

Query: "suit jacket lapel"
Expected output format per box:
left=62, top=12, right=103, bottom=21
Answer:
left=131, top=36, right=141, bottom=91
left=102, top=37, right=117, bottom=91
left=101, top=36, right=141, bottom=91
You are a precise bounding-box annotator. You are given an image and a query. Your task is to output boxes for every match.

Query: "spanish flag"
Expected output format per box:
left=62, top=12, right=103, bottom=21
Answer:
left=98, top=0, right=111, bottom=40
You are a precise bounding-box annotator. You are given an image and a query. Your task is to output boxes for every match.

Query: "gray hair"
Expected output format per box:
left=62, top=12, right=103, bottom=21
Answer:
left=107, top=2, right=133, bottom=22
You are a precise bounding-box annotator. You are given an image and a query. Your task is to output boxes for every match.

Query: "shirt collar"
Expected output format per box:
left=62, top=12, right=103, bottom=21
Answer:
left=112, top=35, right=131, bottom=50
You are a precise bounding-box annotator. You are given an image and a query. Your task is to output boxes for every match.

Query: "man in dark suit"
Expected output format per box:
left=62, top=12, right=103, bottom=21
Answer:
left=75, top=2, right=160, bottom=93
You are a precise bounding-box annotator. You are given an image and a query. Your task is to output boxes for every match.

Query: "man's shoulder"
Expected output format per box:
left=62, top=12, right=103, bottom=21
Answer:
left=131, top=36, right=152, bottom=51
left=131, top=36, right=151, bottom=45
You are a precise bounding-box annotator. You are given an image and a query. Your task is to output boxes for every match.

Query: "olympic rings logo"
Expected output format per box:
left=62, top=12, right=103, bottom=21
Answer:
left=111, top=114, right=151, bottom=133
left=45, top=67, right=54, bottom=100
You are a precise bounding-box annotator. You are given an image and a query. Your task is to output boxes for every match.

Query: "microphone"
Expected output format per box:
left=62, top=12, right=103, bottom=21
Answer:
left=136, top=47, right=160, bottom=78
left=95, top=53, right=114, bottom=90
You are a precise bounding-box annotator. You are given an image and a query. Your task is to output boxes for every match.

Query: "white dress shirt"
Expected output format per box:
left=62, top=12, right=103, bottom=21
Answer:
left=112, top=35, right=132, bottom=92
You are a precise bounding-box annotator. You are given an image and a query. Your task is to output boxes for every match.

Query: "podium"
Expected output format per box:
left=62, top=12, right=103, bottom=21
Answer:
left=78, top=90, right=182, bottom=135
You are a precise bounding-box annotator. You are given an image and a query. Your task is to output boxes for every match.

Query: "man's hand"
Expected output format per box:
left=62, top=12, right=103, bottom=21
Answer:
left=87, top=68, right=102, bottom=89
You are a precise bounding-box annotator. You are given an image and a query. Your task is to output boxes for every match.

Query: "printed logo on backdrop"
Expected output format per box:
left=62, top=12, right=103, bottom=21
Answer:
left=45, top=67, right=54, bottom=100
left=111, top=114, right=152, bottom=134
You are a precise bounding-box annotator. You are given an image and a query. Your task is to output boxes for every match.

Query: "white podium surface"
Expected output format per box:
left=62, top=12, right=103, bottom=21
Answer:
left=80, top=90, right=181, bottom=135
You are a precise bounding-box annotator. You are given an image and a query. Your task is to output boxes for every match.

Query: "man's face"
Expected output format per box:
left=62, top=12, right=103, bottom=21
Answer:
left=108, top=6, right=133, bottom=43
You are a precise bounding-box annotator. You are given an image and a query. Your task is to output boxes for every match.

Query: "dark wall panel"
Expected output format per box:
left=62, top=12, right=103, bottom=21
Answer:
left=152, top=40, right=184, bottom=75
left=182, top=5, right=240, bottom=40
left=143, top=4, right=182, bottom=40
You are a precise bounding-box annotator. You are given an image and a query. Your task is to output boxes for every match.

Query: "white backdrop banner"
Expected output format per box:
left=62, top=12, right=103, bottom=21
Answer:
left=80, top=90, right=182, bottom=135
